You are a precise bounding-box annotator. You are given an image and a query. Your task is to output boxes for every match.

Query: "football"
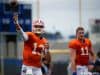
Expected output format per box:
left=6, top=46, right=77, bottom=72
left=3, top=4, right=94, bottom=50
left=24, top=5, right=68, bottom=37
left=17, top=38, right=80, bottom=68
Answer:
left=10, top=0, right=18, bottom=7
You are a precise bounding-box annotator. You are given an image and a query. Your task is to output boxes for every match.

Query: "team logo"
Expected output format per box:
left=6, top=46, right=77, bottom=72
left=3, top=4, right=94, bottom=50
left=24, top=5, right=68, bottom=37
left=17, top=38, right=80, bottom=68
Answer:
left=22, top=68, right=27, bottom=73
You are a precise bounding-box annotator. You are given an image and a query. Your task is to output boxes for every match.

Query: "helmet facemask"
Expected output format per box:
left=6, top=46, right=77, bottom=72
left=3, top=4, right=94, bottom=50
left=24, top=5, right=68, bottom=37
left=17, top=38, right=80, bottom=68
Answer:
left=32, top=19, right=45, bottom=34
left=33, top=25, right=44, bottom=34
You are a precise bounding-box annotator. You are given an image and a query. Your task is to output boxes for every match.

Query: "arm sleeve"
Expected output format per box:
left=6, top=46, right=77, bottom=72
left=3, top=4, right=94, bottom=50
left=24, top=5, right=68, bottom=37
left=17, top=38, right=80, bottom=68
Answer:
left=17, top=28, right=28, bottom=41
left=68, top=40, right=76, bottom=49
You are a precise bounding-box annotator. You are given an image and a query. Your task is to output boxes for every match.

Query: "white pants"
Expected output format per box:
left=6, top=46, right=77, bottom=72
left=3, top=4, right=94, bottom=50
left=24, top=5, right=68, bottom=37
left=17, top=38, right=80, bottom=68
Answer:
left=77, top=65, right=92, bottom=75
left=21, top=64, right=42, bottom=75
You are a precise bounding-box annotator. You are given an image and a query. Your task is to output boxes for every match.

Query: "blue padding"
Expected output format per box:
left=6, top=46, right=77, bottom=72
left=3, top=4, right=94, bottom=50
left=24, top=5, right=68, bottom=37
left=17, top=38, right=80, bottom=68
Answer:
left=0, top=58, right=22, bottom=75
left=72, top=72, right=77, bottom=75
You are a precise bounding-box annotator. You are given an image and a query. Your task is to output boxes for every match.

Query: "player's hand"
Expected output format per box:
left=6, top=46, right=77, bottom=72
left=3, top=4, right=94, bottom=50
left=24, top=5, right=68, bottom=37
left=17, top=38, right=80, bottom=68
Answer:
left=13, top=15, right=20, bottom=30
left=41, top=52, right=45, bottom=58
left=13, top=14, right=18, bottom=24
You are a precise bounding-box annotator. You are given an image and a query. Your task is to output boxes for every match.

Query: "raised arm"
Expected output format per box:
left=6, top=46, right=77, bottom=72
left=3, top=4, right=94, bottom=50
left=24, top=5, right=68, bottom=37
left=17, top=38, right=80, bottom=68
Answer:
left=13, top=15, right=28, bottom=41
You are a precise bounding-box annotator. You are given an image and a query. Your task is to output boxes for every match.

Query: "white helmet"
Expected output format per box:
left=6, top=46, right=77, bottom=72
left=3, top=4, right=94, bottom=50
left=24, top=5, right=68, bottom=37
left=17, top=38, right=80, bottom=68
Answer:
left=32, top=19, right=44, bottom=34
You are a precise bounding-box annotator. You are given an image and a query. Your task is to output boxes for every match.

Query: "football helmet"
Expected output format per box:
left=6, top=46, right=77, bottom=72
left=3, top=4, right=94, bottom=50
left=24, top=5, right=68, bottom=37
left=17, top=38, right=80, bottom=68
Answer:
left=32, top=19, right=44, bottom=34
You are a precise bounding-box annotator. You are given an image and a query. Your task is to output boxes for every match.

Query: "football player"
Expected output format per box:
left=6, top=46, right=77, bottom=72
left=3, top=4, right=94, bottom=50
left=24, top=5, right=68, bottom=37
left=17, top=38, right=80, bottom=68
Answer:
left=13, top=15, right=51, bottom=75
left=68, top=26, right=96, bottom=75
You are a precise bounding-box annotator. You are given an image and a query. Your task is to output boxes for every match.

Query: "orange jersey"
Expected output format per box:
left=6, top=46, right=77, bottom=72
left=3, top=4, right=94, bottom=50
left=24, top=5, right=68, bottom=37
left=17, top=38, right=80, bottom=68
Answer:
left=69, top=38, right=92, bottom=65
left=23, top=32, right=48, bottom=68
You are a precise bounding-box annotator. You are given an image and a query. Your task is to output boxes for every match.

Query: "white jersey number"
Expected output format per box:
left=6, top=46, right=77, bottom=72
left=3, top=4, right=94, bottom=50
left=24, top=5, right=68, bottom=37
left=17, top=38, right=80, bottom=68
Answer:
left=32, top=43, right=44, bottom=55
left=81, top=47, right=89, bottom=55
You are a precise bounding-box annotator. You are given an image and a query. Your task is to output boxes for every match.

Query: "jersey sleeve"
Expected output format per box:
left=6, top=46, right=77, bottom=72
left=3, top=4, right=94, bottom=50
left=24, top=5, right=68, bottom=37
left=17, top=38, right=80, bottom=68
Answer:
left=25, top=32, right=35, bottom=42
left=26, top=32, right=31, bottom=36
left=68, top=39, right=77, bottom=49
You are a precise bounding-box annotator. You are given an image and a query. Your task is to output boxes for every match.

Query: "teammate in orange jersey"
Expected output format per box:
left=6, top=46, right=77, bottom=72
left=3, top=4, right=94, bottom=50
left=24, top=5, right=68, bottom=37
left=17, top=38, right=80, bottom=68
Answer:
left=68, top=26, right=96, bottom=75
left=13, top=15, right=51, bottom=75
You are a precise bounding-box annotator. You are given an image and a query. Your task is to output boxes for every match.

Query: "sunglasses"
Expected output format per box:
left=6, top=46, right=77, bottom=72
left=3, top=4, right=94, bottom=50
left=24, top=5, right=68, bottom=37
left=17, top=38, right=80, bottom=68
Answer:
left=78, top=32, right=84, bottom=34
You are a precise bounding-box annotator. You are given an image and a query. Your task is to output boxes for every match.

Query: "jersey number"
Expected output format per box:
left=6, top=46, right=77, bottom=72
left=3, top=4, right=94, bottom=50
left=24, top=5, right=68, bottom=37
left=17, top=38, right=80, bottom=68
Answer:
left=81, top=47, right=89, bottom=55
left=32, top=43, right=44, bottom=55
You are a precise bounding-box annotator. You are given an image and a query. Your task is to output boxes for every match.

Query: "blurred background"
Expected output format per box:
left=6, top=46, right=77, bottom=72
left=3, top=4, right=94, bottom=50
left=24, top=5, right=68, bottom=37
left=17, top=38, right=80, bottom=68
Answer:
left=0, top=0, right=100, bottom=75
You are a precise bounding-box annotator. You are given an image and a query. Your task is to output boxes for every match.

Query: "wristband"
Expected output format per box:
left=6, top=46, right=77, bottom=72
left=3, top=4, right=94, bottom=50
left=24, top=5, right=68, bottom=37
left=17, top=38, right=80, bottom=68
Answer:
left=89, top=61, right=95, bottom=65
left=72, top=72, right=76, bottom=75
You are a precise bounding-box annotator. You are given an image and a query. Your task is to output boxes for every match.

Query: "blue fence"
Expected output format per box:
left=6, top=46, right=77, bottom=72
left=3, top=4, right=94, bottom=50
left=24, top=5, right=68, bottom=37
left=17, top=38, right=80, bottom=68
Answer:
left=0, top=59, right=68, bottom=75
left=0, top=59, right=22, bottom=75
